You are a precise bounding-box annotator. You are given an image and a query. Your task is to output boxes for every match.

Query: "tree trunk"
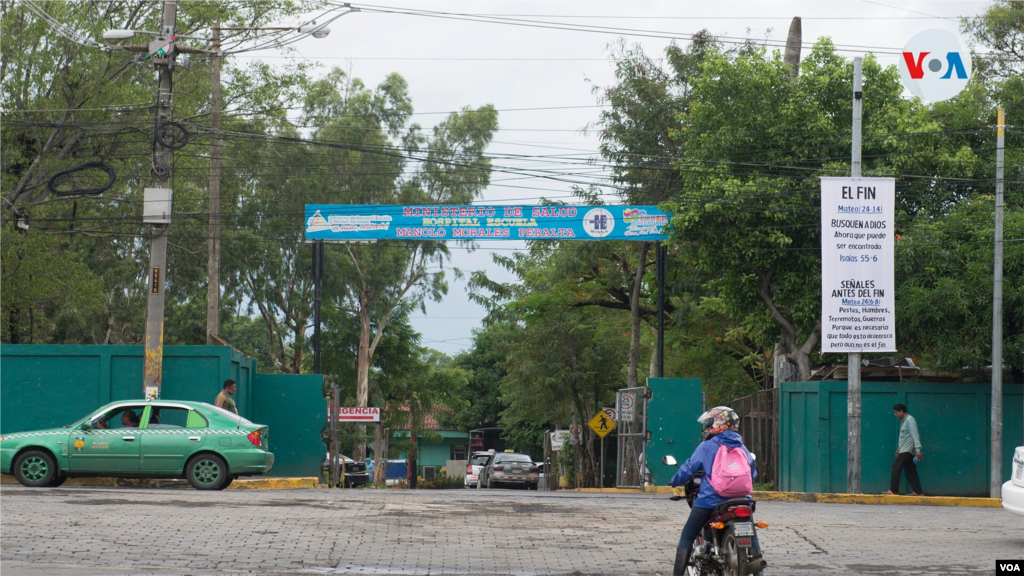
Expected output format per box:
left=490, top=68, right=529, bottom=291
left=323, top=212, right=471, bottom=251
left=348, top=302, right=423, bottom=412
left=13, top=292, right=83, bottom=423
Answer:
left=8, top=308, right=20, bottom=344
left=354, top=308, right=372, bottom=461
left=626, top=242, right=651, bottom=388
left=373, top=423, right=386, bottom=486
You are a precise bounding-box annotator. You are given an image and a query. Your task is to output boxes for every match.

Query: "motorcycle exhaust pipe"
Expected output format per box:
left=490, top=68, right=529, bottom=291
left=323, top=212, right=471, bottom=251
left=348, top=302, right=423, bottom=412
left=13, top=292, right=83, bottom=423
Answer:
left=745, top=558, right=768, bottom=574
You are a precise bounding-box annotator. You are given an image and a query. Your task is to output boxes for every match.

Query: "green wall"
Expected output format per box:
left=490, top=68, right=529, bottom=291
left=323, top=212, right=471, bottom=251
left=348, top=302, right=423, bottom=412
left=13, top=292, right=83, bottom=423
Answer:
left=647, top=378, right=704, bottom=486
left=0, top=344, right=325, bottom=478
left=780, top=381, right=1024, bottom=496
left=250, top=373, right=326, bottom=478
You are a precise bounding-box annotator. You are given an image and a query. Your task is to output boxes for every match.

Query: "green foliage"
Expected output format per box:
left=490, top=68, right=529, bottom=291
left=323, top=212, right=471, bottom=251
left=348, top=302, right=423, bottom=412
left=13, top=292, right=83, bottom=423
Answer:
left=448, top=324, right=509, bottom=431
left=896, top=199, right=1024, bottom=378
left=0, top=227, right=106, bottom=342
left=419, top=474, right=464, bottom=489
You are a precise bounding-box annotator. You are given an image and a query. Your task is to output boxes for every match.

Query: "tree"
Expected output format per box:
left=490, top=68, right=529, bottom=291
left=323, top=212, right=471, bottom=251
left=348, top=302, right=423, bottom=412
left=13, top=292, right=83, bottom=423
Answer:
left=896, top=198, right=1023, bottom=380
left=298, top=69, right=497, bottom=459
left=471, top=246, right=631, bottom=487
left=664, top=39, right=992, bottom=380
left=449, top=323, right=510, bottom=431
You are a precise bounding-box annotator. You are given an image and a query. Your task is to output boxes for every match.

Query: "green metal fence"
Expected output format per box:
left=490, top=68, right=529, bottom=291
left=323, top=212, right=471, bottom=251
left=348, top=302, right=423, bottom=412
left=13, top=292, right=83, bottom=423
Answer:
left=647, top=378, right=704, bottom=486
left=780, top=380, right=1024, bottom=496
left=0, top=344, right=325, bottom=478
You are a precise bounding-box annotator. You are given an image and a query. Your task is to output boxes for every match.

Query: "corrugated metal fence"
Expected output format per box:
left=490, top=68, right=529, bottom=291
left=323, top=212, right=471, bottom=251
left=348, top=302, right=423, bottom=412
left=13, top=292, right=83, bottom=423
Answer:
left=732, top=388, right=778, bottom=489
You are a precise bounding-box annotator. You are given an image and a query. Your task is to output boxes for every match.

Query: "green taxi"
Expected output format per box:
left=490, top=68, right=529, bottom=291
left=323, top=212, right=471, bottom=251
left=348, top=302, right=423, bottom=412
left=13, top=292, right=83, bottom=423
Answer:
left=0, top=399, right=273, bottom=490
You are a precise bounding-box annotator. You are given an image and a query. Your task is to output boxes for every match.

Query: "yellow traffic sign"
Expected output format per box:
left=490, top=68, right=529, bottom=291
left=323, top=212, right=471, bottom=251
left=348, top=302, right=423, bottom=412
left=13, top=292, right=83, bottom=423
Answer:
left=588, top=411, right=617, bottom=438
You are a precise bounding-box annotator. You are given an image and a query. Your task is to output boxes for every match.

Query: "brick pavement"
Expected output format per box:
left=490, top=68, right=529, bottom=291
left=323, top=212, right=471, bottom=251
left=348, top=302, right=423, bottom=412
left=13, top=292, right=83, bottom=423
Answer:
left=1, top=486, right=1021, bottom=575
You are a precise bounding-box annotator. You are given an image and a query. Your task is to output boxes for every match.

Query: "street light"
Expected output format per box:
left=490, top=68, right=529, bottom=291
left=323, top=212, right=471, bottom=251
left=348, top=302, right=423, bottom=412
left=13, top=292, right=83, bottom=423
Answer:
left=102, top=29, right=137, bottom=44
left=299, top=22, right=331, bottom=38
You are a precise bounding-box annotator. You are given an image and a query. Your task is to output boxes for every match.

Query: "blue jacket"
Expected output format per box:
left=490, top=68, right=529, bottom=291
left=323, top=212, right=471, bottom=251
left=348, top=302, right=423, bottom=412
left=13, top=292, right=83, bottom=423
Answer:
left=669, top=430, right=757, bottom=509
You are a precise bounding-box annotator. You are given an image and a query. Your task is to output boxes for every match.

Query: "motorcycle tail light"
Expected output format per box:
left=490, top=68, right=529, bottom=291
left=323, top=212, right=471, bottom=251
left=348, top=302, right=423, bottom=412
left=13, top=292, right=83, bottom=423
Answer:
left=756, top=522, right=769, bottom=528
left=735, top=506, right=752, bottom=518
left=247, top=431, right=261, bottom=446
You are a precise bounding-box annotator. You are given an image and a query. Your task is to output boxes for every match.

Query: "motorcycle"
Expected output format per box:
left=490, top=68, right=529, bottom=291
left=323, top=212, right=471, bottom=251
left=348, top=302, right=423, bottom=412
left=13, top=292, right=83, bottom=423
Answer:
left=663, top=455, right=768, bottom=576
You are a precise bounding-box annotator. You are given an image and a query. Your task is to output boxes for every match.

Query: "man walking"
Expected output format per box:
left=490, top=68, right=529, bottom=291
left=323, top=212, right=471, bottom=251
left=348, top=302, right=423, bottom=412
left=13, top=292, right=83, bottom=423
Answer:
left=215, top=379, right=238, bottom=415
left=886, top=403, right=924, bottom=495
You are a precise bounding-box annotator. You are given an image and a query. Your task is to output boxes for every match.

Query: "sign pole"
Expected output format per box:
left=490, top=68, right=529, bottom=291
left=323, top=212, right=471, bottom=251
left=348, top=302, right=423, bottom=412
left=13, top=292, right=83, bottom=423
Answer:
left=846, top=57, right=863, bottom=495
left=600, top=436, right=605, bottom=489
left=313, top=240, right=323, bottom=374
left=991, top=107, right=1005, bottom=498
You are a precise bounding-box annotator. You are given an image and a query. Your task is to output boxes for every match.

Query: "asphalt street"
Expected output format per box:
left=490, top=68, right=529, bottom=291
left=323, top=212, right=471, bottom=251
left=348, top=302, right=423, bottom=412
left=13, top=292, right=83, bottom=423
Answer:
left=1, top=486, right=1021, bottom=576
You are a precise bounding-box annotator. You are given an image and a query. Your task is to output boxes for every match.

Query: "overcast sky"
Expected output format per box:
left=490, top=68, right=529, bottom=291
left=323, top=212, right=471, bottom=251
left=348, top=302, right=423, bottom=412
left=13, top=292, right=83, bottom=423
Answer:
left=236, top=0, right=989, bottom=355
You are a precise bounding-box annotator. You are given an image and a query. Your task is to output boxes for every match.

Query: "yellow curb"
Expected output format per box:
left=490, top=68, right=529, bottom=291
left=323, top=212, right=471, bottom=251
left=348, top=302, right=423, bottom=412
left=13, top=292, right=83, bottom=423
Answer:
left=2, top=473, right=318, bottom=490
left=571, top=486, right=1001, bottom=508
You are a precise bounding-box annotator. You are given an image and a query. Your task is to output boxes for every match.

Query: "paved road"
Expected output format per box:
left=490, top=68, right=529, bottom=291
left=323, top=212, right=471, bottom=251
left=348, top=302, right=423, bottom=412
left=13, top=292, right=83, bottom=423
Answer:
left=1, top=486, right=1021, bottom=575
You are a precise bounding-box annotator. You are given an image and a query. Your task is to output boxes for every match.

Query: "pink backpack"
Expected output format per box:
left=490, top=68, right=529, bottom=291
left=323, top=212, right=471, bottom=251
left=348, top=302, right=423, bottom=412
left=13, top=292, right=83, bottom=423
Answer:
left=708, top=444, right=753, bottom=497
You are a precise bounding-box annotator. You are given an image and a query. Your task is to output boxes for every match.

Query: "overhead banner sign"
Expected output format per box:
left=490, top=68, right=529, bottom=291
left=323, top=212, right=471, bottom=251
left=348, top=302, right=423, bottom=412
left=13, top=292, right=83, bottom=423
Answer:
left=330, top=406, right=381, bottom=422
left=304, top=204, right=670, bottom=242
left=821, top=177, right=896, bottom=353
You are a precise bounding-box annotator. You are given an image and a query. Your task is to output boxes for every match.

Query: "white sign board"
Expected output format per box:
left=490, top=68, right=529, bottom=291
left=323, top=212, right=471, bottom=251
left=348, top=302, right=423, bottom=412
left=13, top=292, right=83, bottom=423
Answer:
left=330, top=406, right=381, bottom=422
left=618, top=393, right=636, bottom=423
left=820, top=177, right=896, bottom=353
left=550, top=430, right=567, bottom=450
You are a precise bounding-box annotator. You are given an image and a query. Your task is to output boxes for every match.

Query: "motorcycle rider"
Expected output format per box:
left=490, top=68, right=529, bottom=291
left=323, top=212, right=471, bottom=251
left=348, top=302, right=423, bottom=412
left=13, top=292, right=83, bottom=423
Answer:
left=669, top=406, right=759, bottom=575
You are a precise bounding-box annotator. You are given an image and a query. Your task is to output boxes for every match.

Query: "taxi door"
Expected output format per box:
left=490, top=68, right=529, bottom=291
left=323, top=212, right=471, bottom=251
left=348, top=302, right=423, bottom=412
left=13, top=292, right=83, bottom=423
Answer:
left=69, top=404, right=145, bottom=473
left=140, top=405, right=207, bottom=473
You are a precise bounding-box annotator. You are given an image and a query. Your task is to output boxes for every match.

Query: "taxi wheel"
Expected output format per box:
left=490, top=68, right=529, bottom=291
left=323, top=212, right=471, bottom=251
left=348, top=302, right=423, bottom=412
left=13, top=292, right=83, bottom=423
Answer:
left=14, top=450, right=58, bottom=488
left=186, top=454, right=230, bottom=490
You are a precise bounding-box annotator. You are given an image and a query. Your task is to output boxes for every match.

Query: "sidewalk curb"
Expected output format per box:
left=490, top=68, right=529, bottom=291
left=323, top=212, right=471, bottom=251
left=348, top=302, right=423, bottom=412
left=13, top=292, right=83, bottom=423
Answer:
left=1, top=474, right=318, bottom=490
left=573, top=486, right=1001, bottom=507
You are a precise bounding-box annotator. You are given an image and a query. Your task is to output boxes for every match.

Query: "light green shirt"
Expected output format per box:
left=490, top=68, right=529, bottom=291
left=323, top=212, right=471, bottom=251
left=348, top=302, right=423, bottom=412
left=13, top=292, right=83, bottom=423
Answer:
left=898, top=414, right=922, bottom=454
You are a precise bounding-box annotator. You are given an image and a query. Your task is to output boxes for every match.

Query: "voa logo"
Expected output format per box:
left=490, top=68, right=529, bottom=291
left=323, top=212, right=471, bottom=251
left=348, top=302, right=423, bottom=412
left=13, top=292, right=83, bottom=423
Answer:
left=898, top=29, right=972, bottom=102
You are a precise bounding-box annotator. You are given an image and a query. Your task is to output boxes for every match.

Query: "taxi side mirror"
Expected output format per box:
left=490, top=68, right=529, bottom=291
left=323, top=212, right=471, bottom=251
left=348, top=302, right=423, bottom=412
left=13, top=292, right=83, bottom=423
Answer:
left=80, top=421, right=92, bottom=431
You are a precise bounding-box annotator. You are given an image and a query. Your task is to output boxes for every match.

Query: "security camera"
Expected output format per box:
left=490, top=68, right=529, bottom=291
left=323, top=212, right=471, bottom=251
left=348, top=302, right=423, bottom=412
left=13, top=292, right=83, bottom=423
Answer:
left=103, top=29, right=136, bottom=45
left=298, top=23, right=331, bottom=39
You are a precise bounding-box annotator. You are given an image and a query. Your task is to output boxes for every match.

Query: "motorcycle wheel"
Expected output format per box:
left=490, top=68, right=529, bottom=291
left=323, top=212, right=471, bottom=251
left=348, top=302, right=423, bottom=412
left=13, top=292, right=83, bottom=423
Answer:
left=721, top=527, right=750, bottom=576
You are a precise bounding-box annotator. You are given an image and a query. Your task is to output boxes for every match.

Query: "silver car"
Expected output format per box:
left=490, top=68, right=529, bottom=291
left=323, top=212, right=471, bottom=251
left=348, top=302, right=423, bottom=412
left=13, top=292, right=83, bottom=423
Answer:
left=480, top=452, right=539, bottom=489
left=465, top=451, right=493, bottom=488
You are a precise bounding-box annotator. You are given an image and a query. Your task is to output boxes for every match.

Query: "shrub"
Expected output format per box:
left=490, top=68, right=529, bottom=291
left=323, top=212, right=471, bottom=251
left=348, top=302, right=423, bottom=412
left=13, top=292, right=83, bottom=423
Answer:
left=420, top=475, right=465, bottom=489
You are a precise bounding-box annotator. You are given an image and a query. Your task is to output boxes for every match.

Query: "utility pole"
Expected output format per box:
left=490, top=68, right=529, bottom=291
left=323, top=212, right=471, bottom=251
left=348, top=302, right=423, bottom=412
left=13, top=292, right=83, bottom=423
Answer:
left=846, top=57, right=863, bottom=494
left=143, top=0, right=179, bottom=399
left=991, top=107, right=1005, bottom=498
left=656, top=242, right=665, bottom=378
left=206, top=23, right=222, bottom=344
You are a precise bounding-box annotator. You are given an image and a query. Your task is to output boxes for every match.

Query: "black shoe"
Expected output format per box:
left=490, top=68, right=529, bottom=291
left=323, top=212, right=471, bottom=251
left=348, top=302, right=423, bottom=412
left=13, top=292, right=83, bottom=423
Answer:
left=673, top=547, right=691, bottom=576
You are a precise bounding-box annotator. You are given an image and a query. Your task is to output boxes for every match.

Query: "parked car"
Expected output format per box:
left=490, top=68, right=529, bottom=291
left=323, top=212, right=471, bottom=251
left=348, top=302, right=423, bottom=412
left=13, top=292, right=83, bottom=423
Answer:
left=465, top=450, right=493, bottom=488
left=320, top=453, right=371, bottom=487
left=479, top=451, right=539, bottom=489
left=1002, top=446, right=1024, bottom=517
left=0, top=400, right=273, bottom=490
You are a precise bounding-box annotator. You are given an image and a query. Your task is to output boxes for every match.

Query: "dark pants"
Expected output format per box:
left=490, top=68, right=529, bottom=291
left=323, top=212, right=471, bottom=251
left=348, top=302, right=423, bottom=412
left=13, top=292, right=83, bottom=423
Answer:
left=890, top=452, right=923, bottom=494
left=678, top=505, right=761, bottom=554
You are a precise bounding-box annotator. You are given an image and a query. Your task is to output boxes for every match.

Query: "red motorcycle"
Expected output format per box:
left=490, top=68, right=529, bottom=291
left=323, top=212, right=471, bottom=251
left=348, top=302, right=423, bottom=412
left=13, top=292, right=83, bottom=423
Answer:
left=663, top=455, right=768, bottom=576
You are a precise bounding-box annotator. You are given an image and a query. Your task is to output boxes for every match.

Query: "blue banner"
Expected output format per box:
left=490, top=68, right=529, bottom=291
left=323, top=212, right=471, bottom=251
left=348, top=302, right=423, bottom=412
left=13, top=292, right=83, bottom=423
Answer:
left=304, top=204, right=670, bottom=242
